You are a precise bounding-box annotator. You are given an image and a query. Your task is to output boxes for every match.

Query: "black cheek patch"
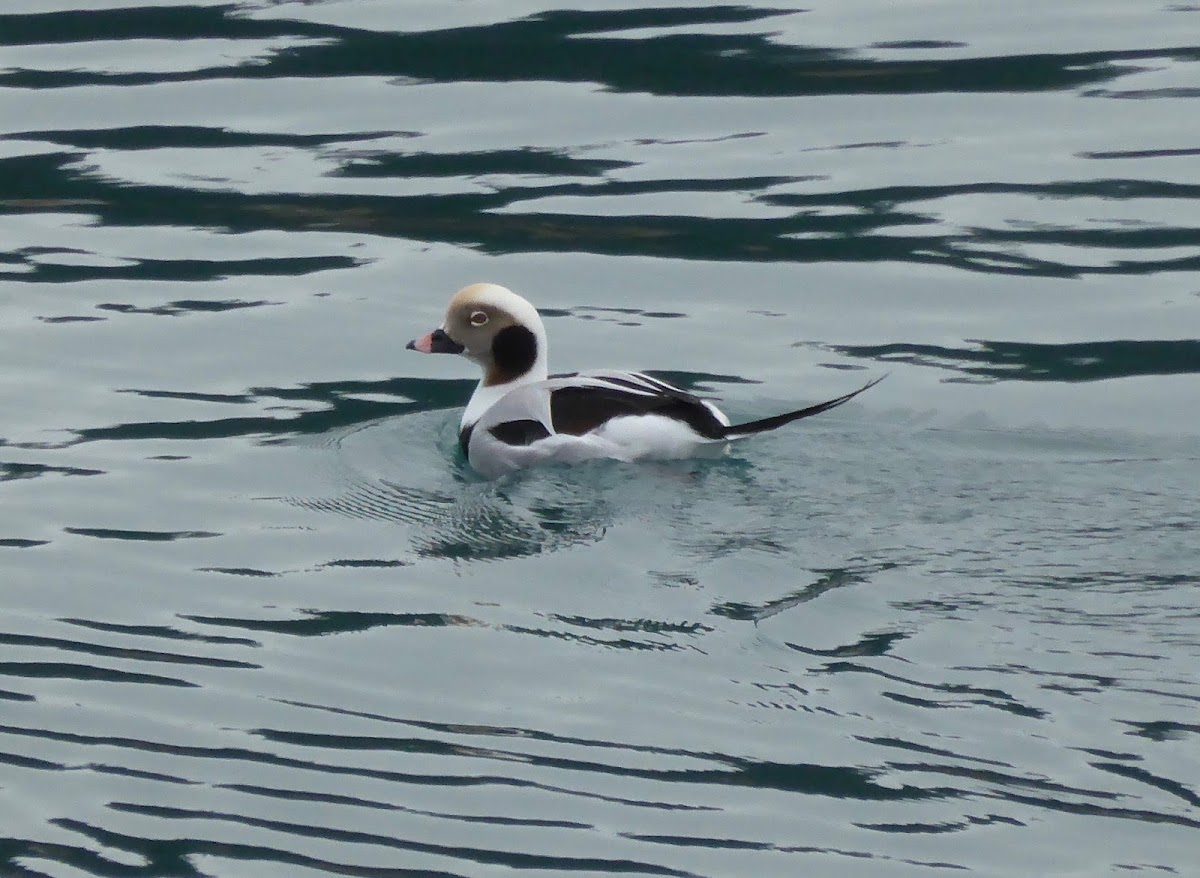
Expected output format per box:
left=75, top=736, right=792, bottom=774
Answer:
left=489, top=419, right=552, bottom=446
left=490, top=325, right=539, bottom=383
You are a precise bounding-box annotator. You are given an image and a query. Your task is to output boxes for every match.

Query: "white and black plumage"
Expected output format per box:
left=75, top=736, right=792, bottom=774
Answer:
left=407, top=283, right=883, bottom=479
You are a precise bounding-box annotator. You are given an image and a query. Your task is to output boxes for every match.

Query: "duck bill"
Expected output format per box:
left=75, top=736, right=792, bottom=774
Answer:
left=406, top=327, right=465, bottom=354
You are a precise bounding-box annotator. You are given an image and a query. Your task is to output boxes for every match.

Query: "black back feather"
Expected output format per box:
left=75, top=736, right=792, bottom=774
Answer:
left=549, top=384, right=726, bottom=439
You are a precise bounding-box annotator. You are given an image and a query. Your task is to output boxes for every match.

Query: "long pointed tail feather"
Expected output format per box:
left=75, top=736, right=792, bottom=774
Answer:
left=721, top=374, right=886, bottom=440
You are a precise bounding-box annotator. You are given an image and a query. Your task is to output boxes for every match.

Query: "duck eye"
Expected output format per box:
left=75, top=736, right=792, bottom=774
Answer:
left=469, top=310, right=489, bottom=327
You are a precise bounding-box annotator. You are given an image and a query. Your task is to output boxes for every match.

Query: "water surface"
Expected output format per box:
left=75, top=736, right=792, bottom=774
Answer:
left=1, top=2, right=1198, bottom=876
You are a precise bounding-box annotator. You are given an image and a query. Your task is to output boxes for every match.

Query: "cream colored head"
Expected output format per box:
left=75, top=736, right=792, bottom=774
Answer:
left=408, top=283, right=549, bottom=387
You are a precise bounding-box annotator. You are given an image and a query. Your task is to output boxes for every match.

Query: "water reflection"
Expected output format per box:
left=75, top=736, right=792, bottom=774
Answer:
left=69, top=378, right=473, bottom=445
left=4, top=5, right=1190, bottom=97
left=2, top=2, right=1199, bottom=876
left=825, top=338, right=1200, bottom=382
left=7, top=146, right=1198, bottom=277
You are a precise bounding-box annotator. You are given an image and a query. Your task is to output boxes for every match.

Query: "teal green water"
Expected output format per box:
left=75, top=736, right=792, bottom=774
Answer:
left=2, top=2, right=1198, bottom=876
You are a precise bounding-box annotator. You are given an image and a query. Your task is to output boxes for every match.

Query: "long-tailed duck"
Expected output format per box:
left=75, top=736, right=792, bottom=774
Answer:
left=408, top=283, right=882, bottom=478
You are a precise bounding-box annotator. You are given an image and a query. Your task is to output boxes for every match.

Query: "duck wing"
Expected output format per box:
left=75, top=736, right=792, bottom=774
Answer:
left=548, top=371, right=727, bottom=440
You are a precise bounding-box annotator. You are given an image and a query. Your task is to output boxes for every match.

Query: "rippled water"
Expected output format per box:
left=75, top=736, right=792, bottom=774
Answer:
left=2, top=2, right=1199, bottom=875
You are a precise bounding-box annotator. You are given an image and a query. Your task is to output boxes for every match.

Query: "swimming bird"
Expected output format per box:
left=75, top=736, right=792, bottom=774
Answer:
left=407, top=283, right=883, bottom=478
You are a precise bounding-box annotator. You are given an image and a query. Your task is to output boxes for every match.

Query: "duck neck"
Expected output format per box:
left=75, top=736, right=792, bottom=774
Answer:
left=461, top=324, right=549, bottom=429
